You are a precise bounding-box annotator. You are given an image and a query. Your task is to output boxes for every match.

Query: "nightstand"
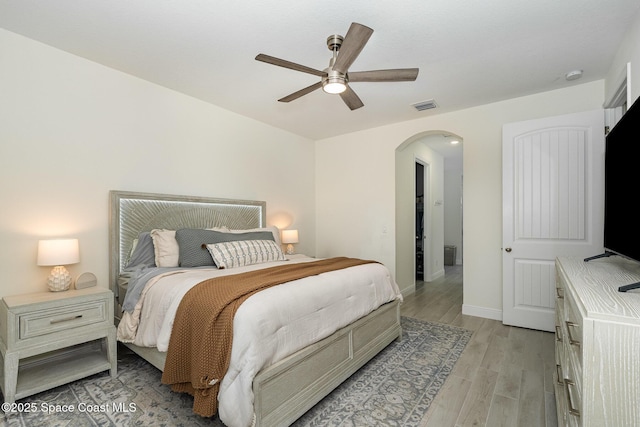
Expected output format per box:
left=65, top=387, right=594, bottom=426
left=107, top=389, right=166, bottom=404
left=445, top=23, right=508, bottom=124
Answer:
left=0, top=287, right=116, bottom=404
left=286, top=254, right=309, bottom=260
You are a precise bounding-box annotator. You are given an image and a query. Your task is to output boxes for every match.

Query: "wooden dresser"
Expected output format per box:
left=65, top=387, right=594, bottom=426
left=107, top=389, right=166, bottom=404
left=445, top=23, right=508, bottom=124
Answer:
left=554, top=256, right=640, bottom=426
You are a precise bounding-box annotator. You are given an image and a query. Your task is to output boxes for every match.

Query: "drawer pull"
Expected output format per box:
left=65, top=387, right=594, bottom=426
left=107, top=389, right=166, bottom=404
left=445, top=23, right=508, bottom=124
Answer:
left=565, top=321, right=581, bottom=347
left=50, top=314, right=83, bottom=324
left=556, top=287, right=564, bottom=299
left=555, top=364, right=564, bottom=386
left=565, top=379, right=581, bottom=417
left=555, top=325, right=563, bottom=342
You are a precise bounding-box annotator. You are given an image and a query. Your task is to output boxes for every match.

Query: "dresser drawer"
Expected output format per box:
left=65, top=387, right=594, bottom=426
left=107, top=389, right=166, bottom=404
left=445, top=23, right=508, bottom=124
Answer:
left=564, top=289, right=582, bottom=365
left=553, top=363, right=567, bottom=427
left=555, top=301, right=564, bottom=341
left=555, top=334, right=564, bottom=367
left=19, top=299, right=108, bottom=340
left=555, top=306, right=566, bottom=364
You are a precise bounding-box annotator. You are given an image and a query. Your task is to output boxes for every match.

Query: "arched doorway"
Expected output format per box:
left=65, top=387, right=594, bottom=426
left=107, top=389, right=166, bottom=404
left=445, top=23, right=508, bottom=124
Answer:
left=395, top=131, right=463, bottom=295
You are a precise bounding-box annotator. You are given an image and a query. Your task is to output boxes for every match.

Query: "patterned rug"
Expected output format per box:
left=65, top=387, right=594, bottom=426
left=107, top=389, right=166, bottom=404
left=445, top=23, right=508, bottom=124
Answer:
left=0, top=317, right=471, bottom=427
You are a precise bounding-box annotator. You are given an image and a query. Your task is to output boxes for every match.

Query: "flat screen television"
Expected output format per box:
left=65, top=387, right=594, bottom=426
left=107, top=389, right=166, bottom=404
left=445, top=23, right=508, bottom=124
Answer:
left=586, top=95, right=640, bottom=292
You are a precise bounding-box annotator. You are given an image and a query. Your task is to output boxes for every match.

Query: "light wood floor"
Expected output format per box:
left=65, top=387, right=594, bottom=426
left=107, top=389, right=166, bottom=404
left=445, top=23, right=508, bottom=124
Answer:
left=401, top=265, right=557, bottom=427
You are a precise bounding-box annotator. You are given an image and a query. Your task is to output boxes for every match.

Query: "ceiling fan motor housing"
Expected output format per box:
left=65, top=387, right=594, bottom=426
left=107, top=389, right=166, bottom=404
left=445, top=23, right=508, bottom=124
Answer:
left=326, top=34, right=344, bottom=51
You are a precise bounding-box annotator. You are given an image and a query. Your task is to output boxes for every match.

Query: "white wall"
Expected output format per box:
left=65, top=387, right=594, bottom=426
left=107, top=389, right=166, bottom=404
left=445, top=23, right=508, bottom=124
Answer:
left=316, top=81, right=604, bottom=317
left=0, top=29, right=315, bottom=298
left=444, top=164, right=463, bottom=265
left=606, top=8, right=640, bottom=104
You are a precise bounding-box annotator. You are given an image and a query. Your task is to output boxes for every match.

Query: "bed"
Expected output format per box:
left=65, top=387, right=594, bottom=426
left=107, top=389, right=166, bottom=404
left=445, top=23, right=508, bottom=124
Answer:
left=109, top=190, right=402, bottom=427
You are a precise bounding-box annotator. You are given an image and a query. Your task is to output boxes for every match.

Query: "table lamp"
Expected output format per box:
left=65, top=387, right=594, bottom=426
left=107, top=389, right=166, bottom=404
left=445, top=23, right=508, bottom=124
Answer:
left=281, top=229, right=299, bottom=255
left=37, top=239, right=80, bottom=291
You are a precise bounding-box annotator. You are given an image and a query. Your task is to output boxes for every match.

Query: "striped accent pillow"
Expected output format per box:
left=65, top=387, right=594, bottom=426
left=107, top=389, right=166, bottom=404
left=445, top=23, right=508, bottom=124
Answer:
left=206, top=239, right=285, bottom=269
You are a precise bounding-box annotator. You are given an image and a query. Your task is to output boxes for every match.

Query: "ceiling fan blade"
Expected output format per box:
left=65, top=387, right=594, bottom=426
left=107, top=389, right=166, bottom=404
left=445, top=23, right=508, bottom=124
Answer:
left=339, top=86, right=364, bottom=110
left=278, top=81, right=323, bottom=103
left=332, top=23, right=374, bottom=74
left=256, top=54, right=326, bottom=77
left=349, top=68, right=419, bottom=82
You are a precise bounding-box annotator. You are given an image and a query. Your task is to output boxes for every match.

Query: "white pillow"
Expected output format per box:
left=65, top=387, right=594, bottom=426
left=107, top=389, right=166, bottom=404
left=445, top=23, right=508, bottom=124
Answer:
left=150, top=229, right=179, bottom=267
left=206, top=239, right=285, bottom=269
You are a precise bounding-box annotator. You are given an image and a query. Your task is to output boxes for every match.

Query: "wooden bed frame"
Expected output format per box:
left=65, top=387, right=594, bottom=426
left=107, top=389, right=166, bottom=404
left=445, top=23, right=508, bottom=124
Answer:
left=109, top=190, right=402, bottom=426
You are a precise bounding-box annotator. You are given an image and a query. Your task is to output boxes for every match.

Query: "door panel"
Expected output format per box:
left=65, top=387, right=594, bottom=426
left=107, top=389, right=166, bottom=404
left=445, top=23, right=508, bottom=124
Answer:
left=503, top=110, right=604, bottom=331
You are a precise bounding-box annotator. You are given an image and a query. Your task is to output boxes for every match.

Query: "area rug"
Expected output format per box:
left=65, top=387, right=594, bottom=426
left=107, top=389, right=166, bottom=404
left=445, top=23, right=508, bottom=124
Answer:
left=0, top=317, right=471, bottom=427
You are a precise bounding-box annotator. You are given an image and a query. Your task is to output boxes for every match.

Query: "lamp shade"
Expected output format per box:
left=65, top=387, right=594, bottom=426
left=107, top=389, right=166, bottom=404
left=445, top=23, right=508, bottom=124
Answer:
left=281, top=230, right=299, bottom=244
left=37, top=239, right=80, bottom=266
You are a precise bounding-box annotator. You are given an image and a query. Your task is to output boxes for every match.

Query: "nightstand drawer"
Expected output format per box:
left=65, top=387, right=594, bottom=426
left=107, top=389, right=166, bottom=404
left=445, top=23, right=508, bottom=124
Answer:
left=19, top=300, right=108, bottom=339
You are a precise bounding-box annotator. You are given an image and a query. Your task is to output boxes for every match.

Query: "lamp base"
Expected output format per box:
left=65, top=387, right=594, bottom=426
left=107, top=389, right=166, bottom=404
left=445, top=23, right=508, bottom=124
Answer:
left=47, top=266, right=72, bottom=292
left=286, top=244, right=295, bottom=255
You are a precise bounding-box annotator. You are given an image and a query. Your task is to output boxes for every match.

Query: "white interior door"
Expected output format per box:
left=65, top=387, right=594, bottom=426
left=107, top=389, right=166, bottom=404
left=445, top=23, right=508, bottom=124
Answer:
left=503, top=110, right=604, bottom=331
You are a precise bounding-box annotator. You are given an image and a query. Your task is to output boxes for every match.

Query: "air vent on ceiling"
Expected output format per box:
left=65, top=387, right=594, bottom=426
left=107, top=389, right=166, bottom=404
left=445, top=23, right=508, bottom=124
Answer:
left=412, top=99, right=437, bottom=111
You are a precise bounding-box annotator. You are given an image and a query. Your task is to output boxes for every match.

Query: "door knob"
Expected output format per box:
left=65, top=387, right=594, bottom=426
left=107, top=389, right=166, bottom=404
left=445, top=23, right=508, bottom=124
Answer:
left=505, top=247, right=512, bottom=253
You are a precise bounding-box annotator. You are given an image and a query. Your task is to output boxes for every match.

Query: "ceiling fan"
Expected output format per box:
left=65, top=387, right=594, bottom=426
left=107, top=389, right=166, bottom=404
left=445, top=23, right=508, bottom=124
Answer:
left=255, top=22, right=419, bottom=110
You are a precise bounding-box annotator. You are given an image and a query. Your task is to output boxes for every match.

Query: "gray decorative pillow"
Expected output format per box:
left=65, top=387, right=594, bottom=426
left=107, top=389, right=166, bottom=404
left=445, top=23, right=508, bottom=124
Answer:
left=224, top=226, right=282, bottom=247
left=175, top=229, right=275, bottom=267
left=206, top=240, right=286, bottom=269
left=125, top=232, right=156, bottom=269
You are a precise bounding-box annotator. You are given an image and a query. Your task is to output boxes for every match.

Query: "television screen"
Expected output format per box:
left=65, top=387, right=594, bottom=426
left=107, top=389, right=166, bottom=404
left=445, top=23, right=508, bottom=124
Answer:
left=604, top=96, right=640, bottom=262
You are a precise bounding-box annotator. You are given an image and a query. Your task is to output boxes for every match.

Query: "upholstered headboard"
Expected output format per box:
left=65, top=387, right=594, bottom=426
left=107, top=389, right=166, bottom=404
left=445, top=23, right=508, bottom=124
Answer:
left=109, top=190, right=266, bottom=301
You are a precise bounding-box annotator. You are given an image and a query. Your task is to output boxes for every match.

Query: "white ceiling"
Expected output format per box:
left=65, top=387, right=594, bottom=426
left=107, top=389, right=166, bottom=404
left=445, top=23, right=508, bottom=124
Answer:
left=1, top=0, right=639, bottom=141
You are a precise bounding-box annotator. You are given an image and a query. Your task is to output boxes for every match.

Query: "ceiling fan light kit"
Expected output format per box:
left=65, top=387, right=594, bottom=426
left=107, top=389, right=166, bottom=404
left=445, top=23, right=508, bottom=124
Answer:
left=322, top=70, right=347, bottom=94
left=256, top=22, right=419, bottom=110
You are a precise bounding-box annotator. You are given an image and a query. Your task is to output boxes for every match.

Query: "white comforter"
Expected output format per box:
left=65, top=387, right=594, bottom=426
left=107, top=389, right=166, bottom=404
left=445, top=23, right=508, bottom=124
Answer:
left=117, top=256, right=402, bottom=427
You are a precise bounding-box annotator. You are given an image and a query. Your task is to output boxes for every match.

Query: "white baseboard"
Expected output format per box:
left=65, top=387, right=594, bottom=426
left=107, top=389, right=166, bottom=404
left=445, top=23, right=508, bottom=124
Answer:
left=426, top=268, right=445, bottom=282
left=462, top=304, right=503, bottom=321
left=399, top=284, right=416, bottom=299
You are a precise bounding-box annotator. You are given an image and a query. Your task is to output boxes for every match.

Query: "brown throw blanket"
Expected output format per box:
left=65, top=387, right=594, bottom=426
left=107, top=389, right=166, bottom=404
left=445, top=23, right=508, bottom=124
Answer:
left=161, top=257, right=376, bottom=417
